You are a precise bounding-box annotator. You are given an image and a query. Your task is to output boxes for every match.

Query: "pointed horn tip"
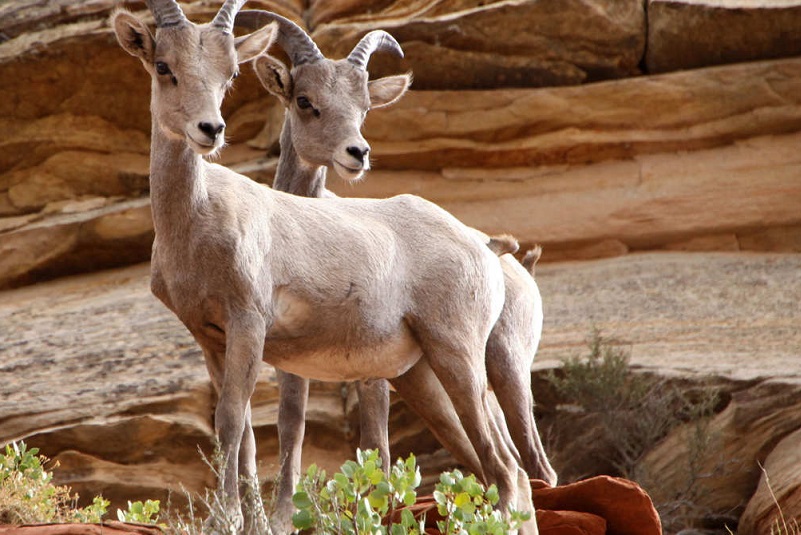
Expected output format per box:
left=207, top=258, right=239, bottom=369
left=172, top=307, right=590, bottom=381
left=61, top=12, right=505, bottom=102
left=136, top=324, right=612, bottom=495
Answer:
left=373, top=30, right=404, bottom=58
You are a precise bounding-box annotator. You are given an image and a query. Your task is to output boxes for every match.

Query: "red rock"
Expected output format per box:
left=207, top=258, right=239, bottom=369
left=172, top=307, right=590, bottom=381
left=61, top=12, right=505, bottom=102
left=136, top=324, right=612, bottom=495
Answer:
left=536, top=509, right=607, bottom=535
left=390, top=476, right=659, bottom=534
left=531, top=476, right=662, bottom=535
left=0, top=522, right=162, bottom=535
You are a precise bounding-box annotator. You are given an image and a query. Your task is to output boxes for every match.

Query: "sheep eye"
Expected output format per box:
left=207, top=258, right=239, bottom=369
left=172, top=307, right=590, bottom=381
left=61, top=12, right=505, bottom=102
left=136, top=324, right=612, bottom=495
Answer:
left=155, top=61, right=171, bottom=75
left=296, top=96, right=312, bottom=109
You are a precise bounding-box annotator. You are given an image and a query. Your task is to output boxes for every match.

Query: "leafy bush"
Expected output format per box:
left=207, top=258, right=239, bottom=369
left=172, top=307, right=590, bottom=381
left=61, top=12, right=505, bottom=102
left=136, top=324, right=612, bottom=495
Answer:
left=292, top=449, right=530, bottom=534
left=0, top=441, right=109, bottom=524
left=433, top=469, right=530, bottom=535
left=292, top=448, right=424, bottom=534
left=0, top=440, right=169, bottom=527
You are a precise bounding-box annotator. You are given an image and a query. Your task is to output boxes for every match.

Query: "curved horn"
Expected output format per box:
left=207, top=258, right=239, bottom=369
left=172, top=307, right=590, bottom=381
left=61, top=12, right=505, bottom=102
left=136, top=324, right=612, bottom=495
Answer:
left=212, top=0, right=247, bottom=34
left=235, top=10, right=323, bottom=66
left=146, top=0, right=188, bottom=28
left=347, top=30, right=403, bottom=71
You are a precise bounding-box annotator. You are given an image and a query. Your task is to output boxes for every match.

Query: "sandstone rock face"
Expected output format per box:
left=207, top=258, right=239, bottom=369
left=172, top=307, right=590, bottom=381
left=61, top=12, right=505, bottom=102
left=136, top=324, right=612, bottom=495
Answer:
left=739, top=426, right=801, bottom=534
left=647, top=0, right=801, bottom=73
left=2, top=2, right=801, bottom=287
left=2, top=0, right=801, bottom=532
left=311, top=0, right=645, bottom=89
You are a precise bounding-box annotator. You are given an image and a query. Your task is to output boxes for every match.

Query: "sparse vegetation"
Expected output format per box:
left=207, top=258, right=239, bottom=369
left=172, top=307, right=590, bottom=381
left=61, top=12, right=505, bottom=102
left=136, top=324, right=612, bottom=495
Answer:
left=761, top=463, right=800, bottom=535
left=545, top=329, right=724, bottom=532
left=0, top=441, right=168, bottom=527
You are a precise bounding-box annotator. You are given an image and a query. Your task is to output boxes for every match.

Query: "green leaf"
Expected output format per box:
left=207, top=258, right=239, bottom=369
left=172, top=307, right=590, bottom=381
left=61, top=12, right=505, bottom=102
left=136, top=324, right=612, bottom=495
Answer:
left=293, top=491, right=313, bottom=509
left=292, top=508, right=314, bottom=530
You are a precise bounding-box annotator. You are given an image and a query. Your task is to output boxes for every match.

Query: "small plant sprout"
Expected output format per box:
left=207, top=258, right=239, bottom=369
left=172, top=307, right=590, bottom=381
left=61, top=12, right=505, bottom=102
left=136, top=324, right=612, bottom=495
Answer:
left=117, top=499, right=161, bottom=525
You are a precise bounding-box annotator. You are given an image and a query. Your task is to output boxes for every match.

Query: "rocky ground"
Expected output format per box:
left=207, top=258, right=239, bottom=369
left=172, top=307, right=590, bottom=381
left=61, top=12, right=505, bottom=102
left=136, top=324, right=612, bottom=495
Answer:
left=1, top=1, right=800, bottom=533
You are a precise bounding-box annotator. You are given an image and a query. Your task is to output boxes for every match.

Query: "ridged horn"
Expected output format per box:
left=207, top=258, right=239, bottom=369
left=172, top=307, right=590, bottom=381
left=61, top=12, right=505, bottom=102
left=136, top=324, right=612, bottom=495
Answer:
left=235, top=10, right=323, bottom=66
left=146, top=0, right=188, bottom=28
left=212, top=0, right=247, bottom=34
left=347, top=30, right=403, bottom=71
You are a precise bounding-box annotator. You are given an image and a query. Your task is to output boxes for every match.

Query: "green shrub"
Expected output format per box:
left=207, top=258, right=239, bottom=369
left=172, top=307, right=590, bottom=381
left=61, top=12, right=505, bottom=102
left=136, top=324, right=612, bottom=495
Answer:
left=292, top=449, right=530, bottom=534
left=0, top=441, right=109, bottom=524
left=546, top=329, right=724, bottom=532
left=433, top=469, right=530, bottom=535
left=117, top=499, right=162, bottom=524
left=292, top=448, right=423, bottom=534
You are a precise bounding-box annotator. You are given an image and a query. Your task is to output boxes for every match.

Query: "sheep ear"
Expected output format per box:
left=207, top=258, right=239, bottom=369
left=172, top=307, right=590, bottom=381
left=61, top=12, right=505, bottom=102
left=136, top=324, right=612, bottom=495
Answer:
left=253, top=54, right=293, bottom=105
left=235, top=22, right=278, bottom=64
left=112, top=10, right=155, bottom=64
left=368, top=72, right=411, bottom=109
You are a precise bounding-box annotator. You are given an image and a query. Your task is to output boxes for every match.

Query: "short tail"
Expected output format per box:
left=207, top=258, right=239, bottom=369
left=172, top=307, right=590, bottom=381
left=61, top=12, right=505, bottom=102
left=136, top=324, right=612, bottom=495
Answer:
left=521, top=245, right=543, bottom=277
left=486, top=234, right=519, bottom=256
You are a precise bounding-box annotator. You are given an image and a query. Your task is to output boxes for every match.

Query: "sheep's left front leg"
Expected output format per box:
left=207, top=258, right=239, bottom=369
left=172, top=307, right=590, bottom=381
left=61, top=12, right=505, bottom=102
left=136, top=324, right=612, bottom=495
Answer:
left=356, top=378, right=391, bottom=471
left=215, top=313, right=267, bottom=530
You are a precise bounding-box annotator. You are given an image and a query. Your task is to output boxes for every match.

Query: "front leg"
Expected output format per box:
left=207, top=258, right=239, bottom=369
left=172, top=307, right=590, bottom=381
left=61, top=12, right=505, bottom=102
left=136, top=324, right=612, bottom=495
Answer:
left=356, top=379, right=391, bottom=471
left=273, top=370, right=309, bottom=535
left=215, top=313, right=267, bottom=531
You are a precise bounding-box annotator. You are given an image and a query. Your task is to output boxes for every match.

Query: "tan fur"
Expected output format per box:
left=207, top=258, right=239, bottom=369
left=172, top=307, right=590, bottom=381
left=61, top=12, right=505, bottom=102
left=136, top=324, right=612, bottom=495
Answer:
left=522, top=245, right=543, bottom=277
left=249, top=23, right=552, bottom=534
left=112, top=5, right=537, bottom=534
left=487, top=234, right=520, bottom=256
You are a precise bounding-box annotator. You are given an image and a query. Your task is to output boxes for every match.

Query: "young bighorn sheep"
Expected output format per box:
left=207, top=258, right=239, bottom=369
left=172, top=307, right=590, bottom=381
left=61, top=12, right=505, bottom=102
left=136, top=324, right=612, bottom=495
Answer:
left=111, top=2, right=538, bottom=533
left=237, top=8, right=557, bottom=513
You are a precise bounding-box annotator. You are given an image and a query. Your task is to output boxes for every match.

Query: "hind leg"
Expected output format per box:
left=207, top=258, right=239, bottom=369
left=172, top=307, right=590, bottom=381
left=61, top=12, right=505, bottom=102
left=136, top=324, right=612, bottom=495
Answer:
left=389, top=359, right=483, bottom=479
left=409, top=336, right=537, bottom=534
left=486, top=334, right=557, bottom=486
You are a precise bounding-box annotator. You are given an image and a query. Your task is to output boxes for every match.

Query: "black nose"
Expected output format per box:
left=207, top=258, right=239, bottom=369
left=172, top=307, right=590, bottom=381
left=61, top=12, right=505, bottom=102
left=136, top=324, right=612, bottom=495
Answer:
left=346, top=145, right=369, bottom=164
left=198, top=121, right=225, bottom=141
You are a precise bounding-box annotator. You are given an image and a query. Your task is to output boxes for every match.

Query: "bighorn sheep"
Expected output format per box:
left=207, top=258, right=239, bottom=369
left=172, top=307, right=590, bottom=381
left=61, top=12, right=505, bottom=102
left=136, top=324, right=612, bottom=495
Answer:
left=236, top=9, right=558, bottom=516
left=111, top=2, right=537, bottom=533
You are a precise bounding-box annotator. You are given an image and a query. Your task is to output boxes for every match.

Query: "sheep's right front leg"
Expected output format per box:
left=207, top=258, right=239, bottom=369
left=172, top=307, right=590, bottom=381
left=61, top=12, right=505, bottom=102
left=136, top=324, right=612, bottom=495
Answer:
left=273, top=370, right=309, bottom=534
left=215, top=314, right=267, bottom=532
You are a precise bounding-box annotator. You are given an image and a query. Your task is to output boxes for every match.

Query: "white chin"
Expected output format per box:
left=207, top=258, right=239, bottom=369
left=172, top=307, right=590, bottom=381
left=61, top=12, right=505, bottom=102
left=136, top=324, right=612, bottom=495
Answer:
left=333, top=161, right=365, bottom=182
left=187, top=135, right=221, bottom=157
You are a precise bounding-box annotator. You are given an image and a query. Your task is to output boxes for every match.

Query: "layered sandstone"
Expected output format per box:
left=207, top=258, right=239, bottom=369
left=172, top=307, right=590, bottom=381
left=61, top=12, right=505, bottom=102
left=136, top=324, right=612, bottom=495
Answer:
left=647, top=0, right=801, bottom=73
left=1, top=0, right=800, bottom=532
left=310, top=0, right=645, bottom=89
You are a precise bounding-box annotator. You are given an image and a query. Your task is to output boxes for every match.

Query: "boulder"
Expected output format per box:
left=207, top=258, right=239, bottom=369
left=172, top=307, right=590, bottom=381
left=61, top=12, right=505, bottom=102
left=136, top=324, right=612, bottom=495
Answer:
left=310, top=0, right=645, bottom=89
left=634, top=380, right=801, bottom=532
left=398, top=477, right=660, bottom=535
left=728, top=423, right=801, bottom=535
left=647, top=0, right=801, bottom=73
left=530, top=477, right=661, bottom=535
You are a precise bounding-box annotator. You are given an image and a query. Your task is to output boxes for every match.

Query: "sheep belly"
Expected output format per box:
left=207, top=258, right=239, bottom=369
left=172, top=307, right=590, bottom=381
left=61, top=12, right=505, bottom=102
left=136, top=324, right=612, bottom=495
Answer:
left=268, top=333, right=423, bottom=382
